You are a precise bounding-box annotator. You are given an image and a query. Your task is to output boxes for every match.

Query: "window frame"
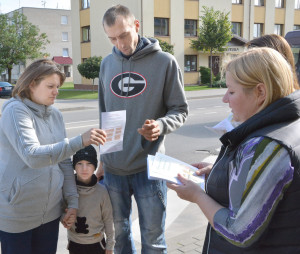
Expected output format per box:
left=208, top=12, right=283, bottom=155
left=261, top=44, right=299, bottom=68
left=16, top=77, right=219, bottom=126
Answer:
left=154, top=18, right=169, bottom=36
left=61, top=15, right=68, bottom=25
left=254, top=0, right=264, bottom=6
left=232, top=0, right=242, bottom=4
left=232, top=22, right=242, bottom=36
left=62, top=48, right=69, bottom=57
left=184, top=19, right=197, bottom=37
left=294, top=25, right=300, bottom=30
left=81, top=0, right=90, bottom=9
left=81, top=26, right=91, bottom=43
left=253, top=23, right=263, bottom=38
left=274, top=24, right=283, bottom=36
left=275, top=0, right=284, bottom=8
left=184, top=55, right=197, bottom=72
left=62, top=32, right=68, bottom=42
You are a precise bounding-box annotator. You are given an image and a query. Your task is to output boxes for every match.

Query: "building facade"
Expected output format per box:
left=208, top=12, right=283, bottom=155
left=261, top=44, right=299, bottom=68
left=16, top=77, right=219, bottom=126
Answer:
left=71, top=0, right=300, bottom=86
left=2, top=7, right=72, bottom=82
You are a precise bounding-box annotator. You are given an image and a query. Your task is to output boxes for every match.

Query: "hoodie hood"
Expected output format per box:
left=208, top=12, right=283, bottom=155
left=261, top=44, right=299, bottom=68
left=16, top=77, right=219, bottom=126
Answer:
left=112, top=37, right=161, bottom=61
left=2, top=96, right=52, bottom=119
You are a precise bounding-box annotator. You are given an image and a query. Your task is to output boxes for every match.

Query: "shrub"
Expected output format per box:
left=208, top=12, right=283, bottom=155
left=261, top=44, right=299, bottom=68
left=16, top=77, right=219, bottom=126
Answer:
left=199, top=66, right=214, bottom=85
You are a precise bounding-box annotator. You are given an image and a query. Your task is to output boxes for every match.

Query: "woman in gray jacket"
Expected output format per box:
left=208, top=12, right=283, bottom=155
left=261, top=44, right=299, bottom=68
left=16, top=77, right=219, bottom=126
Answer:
left=0, top=59, right=106, bottom=254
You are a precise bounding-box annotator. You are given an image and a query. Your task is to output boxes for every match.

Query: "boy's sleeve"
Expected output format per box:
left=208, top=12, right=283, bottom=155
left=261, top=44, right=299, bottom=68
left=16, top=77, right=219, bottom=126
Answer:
left=100, top=187, right=115, bottom=250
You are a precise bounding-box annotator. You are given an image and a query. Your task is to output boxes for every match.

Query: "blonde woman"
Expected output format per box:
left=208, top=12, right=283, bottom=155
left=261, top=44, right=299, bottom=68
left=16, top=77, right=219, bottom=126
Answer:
left=168, top=47, right=300, bottom=254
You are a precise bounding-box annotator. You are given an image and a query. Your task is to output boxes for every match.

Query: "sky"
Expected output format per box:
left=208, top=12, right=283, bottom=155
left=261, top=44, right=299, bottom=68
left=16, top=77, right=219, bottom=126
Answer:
left=0, top=0, right=70, bottom=13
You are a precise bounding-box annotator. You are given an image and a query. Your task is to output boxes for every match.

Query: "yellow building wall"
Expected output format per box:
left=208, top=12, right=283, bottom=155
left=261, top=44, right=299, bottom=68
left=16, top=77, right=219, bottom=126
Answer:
left=80, top=43, right=91, bottom=59
left=254, top=6, right=265, bottom=23
left=184, top=38, right=197, bottom=54
left=184, top=0, right=199, bottom=19
left=80, top=9, right=90, bottom=27
left=154, top=0, right=170, bottom=18
left=156, top=36, right=171, bottom=44
left=275, top=8, right=285, bottom=24
left=295, top=10, right=300, bottom=25
left=231, top=4, right=244, bottom=22
left=184, top=72, right=199, bottom=85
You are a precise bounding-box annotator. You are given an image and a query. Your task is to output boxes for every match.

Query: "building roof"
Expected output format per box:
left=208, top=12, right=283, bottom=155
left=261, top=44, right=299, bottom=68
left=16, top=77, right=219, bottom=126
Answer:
left=52, top=56, right=72, bottom=65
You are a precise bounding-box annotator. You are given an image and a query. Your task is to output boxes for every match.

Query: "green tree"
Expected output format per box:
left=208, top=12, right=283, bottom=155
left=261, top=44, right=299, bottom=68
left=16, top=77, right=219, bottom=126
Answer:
left=156, top=38, right=174, bottom=55
left=191, top=6, right=232, bottom=87
left=77, top=56, right=102, bottom=92
left=0, top=12, right=49, bottom=83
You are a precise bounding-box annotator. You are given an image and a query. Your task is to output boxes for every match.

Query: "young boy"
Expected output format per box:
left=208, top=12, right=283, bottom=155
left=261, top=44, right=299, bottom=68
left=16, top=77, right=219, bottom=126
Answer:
left=65, top=145, right=115, bottom=254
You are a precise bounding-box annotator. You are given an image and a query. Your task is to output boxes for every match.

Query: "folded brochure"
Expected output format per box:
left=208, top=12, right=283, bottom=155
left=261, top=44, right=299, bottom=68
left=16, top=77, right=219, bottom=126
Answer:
left=147, top=153, right=205, bottom=190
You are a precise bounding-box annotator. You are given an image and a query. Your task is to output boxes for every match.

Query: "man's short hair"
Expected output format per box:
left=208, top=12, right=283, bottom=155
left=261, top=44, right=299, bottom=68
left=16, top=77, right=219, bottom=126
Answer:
left=102, top=4, right=135, bottom=27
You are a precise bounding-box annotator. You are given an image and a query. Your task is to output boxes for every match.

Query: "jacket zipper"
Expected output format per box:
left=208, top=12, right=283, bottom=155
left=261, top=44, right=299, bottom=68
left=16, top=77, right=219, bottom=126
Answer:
left=205, top=144, right=230, bottom=254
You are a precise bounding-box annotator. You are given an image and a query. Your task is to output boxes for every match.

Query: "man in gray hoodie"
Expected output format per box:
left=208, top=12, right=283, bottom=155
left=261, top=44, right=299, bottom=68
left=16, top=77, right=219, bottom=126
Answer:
left=96, top=4, right=188, bottom=253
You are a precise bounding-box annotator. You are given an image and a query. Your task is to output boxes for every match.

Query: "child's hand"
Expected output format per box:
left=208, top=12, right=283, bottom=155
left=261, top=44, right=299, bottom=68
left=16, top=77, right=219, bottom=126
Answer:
left=62, top=208, right=77, bottom=229
left=105, top=250, right=113, bottom=254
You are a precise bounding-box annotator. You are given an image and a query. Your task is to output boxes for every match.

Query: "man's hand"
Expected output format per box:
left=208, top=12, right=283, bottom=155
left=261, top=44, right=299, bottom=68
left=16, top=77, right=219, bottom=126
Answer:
left=105, top=250, right=113, bottom=254
left=62, top=208, right=77, bottom=229
left=137, top=119, right=160, bottom=141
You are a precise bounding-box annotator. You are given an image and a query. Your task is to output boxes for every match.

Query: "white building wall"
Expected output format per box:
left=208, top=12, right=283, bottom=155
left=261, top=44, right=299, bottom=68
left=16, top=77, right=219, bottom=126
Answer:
left=285, top=0, right=295, bottom=35
left=71, top=1, right=81, bottom=85
left=170, top=0, right=185, bottom=74
left=243, top=0, right=254, bottom=40
left=264, top=0, right=275, bottom=34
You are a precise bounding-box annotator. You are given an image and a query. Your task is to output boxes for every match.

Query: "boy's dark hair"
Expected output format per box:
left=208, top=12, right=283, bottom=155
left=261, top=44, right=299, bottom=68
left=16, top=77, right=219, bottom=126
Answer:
left=73, top=145, right=98, bottom=169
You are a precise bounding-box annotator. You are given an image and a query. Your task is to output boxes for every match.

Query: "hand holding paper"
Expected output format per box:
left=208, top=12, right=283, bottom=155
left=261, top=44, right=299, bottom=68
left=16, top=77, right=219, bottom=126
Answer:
left=147, top=153, right=205, bottom=190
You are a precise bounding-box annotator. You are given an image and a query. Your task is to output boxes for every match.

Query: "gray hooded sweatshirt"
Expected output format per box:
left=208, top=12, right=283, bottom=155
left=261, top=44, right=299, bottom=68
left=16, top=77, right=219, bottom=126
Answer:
left=0, top=97, right=83, bottom=233
left=99, top=37, right=188, bottom=175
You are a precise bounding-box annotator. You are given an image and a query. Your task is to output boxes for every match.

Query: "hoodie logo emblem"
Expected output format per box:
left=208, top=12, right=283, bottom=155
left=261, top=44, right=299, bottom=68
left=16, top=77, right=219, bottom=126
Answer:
left=110, top=72, right=147, bottom=98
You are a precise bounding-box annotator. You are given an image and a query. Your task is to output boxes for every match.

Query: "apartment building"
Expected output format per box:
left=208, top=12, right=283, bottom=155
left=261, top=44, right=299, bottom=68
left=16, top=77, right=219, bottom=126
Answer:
left=72, top=0, right=300, bottom=86
left=3, top=7, right=72, bottom=82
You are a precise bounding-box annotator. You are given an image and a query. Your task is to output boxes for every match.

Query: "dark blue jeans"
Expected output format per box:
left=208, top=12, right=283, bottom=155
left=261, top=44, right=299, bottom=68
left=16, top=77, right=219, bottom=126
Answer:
left=0, top=218, right=60, bottom=254
left=105, top=170, right=167, bottom=254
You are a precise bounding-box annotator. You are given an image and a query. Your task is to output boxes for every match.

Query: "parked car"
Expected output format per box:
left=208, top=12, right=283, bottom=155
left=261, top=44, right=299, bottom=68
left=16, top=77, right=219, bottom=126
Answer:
left=0, top=82, right=13, bottom=97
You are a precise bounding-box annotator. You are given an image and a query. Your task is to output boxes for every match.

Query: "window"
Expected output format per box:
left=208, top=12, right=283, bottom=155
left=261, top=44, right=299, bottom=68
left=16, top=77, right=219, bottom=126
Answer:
left=232, top=0, right=242, bottom=4
left=296, top=0, right=300, bottom=9
left=253, top=23, right=263, bottom=37
left=232, top=22, right=242, bottom=36
left=254, top=0, right=264, bottom=6
left=275, top=0, right=284, bottom=8
left=61, top=15, right=68, bottom=25
left=82, top=26, right=90, bottom=42
left=81, top=0, right=90, bottom=9
left=294, top=25, right=300, bottom=30
left=274, top=24, right=283, bottom=35
left=184, top=20, right=197, bottom=37
left=184, top=55, right=197, bottom=72
left=62, top=32, right=68, bottom=41
left=63, top=48, right=69, bottom=57
left=154, top=18, right=169, bottom=36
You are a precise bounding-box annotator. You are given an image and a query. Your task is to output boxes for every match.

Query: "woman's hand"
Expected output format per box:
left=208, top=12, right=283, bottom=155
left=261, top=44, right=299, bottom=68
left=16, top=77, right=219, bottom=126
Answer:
left=81, top=128, right=106, bottom=146
left=192, top=162, right=213, bottom=180
left=167, top=174, right=204, bottom=204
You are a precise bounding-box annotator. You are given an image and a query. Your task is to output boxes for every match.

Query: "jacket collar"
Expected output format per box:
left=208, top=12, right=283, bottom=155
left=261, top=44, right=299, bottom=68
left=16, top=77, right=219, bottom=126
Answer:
left=220, top=90, right=300, bottom=147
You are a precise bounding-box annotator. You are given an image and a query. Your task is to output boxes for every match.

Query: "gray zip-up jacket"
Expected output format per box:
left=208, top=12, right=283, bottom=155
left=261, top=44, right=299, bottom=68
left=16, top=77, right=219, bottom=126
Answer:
left=0, top=97, right=83, bottom=233
left=99, top=37, right=188, bottom=175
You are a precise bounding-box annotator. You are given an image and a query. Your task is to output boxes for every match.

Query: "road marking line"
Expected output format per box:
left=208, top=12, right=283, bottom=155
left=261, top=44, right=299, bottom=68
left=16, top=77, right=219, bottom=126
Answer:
left=204, top=112, right=217, bottom=114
